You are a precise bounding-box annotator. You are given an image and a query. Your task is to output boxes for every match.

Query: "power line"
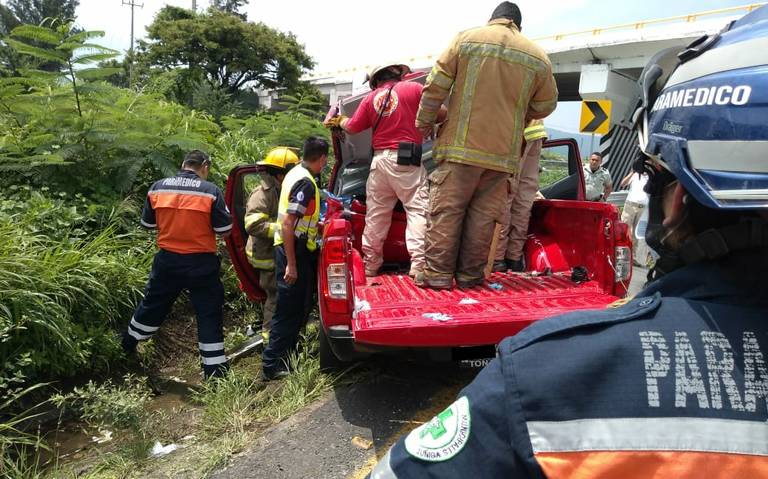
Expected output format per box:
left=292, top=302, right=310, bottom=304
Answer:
left=121, top=0, right=143, bottom=87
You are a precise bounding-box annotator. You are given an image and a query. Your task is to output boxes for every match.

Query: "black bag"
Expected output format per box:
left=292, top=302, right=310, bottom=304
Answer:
left=396, top=141, right=422, bottom=166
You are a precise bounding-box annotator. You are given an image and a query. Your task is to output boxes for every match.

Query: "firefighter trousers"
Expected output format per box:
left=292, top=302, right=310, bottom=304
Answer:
left=362, top=149, right=427, bottom=275
left=262, top=243, right=317, bottom=376
left=258, top=268, right=277, bottom=331
left=423, top=162, right=508, bottom=283
left=496, top=139, right=543, bottom=262
left=123, top=250, right=228, bottom=378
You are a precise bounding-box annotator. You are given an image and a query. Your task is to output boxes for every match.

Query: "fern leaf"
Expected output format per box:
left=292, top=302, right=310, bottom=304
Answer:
left=162, top=134, right=210, bottom=151
left=9, top=25, right=63, bottom=45
left=72, top=53, right=119, bottom=65
left=65, top=30, right=106, bottom=43
left=3, top=38, right=67, bottom=64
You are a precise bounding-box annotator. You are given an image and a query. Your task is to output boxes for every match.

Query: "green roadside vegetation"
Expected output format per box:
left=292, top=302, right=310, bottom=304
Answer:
left=0, top=1, right=337, bottom=476
left=42, top=328, right=336, bottom=479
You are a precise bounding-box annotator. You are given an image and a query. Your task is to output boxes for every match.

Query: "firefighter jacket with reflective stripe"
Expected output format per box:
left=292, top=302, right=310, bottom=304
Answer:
left=274, top=164, right=320, bottom=252
left=416, top=19, right=558, bottom=174
left=142, top=170, right=232, bottom=254
left=370, top=246, right=768, bottom=478
left=244, top=174, right=280, bottom=270
left=523, top=119, right=547, bottom=142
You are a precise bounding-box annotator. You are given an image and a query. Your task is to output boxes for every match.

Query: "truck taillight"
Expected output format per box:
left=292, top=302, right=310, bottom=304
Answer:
left=614, top=246, right=631, bottom=283
left=321, top=231, right=352, bottom=316
left=327, top=263, right=348, bottom=299
left=612, top=220, right=632, bottom=297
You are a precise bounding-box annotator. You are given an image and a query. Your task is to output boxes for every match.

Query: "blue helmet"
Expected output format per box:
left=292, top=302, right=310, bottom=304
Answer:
left=636, top=5, right=768, bottom=210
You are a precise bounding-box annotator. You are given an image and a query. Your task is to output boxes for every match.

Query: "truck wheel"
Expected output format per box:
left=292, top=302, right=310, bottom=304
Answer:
left=318, top=325, right=347, bottom=372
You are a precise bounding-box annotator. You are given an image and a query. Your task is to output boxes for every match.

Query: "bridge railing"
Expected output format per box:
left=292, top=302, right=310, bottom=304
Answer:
left=305, top=3, right=765, bottom=81
left=538, top=3, right=765, bottom=42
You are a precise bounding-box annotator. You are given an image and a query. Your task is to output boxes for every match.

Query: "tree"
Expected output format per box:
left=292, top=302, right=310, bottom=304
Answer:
left=5, top=0, right=79, bottom=26
left=210, top=0, right=248, bottom=19
left=1, top=1, right=81, bottom=74
left=139, top=6, right=313, bottom=96
left=5, top=20, right=119, bottom=115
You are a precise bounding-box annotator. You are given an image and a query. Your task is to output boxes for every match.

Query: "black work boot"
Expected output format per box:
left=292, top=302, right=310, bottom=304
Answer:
left=492, top=260, right=508, bottom=273
left=505, top=257, right=526, bottom=272
left=456, top=277, right=484, bottom=289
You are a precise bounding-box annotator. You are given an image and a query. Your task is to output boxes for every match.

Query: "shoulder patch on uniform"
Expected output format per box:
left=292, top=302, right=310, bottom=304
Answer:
left=296, top=191, right=304, bottom=202
left=405, top=396, right=471, bottom=462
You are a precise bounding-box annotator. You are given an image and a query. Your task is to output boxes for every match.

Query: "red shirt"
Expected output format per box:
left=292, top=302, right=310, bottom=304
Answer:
left=345, top=80, right=423, bottom=150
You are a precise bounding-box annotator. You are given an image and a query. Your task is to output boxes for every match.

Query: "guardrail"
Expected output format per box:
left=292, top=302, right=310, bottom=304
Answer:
left=537, top=3, right=764, bottom=42
left=607, top=190, right=629, bottom=207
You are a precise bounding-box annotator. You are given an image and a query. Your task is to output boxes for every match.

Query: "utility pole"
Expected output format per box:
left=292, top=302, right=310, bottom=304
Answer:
left=192, top=0, right=197, bottom=10
left=122, top=0, right=143, bottom=87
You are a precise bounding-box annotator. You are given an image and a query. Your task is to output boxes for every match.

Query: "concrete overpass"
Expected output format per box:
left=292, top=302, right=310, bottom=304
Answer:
left=305, top=4, right=761, bottom=123
left=294, top=4, right=762, bottom=183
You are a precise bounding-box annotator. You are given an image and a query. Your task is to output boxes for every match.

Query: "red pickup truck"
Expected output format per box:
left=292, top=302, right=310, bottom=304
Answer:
left=225, top=80, right=632, bottom=368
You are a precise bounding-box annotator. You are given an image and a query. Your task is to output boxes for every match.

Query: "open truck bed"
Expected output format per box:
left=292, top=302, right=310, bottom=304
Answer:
left=318, top=189, right=632, bottom=363
left=352, top=271, right=617, bottom=347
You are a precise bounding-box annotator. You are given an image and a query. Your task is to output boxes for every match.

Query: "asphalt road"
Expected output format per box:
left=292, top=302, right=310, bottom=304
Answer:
left=212, top=361, right=479, bottom=479
left=214, top=264, right=652, bottom=479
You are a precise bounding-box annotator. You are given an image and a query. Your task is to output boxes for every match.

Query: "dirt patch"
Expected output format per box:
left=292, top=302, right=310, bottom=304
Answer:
left=152, top=300, right=257, bottom=378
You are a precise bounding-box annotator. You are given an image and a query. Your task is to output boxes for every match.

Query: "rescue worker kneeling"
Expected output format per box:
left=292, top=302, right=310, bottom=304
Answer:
left=325, top=63, right=428, bottom=277
left=123, top=150, right=233, bottom=379
left=369, top=7, right=768, bottom=477
left=244, top=147, right=299, bottom=339
left=261, top=137, right=329, bottom=381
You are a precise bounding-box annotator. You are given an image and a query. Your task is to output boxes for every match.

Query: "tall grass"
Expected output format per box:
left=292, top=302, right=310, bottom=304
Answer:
left=0, top=205, right=152, bottom=380
left=0, top=382, right=49, bottom=478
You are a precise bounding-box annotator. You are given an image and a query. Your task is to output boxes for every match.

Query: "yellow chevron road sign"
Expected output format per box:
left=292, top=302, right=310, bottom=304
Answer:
left=579, top=100, right=612, bottom=134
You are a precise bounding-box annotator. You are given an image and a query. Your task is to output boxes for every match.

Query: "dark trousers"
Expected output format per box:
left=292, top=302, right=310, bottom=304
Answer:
left=262, top=243, right=317, bottom=374
left=123, top=250, right=228, bottom=378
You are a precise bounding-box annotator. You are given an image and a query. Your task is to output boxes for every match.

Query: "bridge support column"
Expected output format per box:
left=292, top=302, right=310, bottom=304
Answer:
left=579, top=64, right=637, bottom=129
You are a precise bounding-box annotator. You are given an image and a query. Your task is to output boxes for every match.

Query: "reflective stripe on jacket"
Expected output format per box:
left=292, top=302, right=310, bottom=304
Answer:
left=523, top=119, right=548, bottom=142
left=275, top=165, right=320, bottom=252
left=244, top=174, right=280, bottom=270
left=143, top=170, right=232, bottom=254
left=416, top=19, right=558, bottom=174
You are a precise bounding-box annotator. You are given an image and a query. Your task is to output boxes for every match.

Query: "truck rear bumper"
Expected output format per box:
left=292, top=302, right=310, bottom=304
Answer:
left=351, top=272, right=618, bottom=347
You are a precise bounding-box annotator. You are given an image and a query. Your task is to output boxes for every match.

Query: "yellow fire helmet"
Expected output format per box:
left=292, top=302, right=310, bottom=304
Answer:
left=257, top=147, right=299, bottom=170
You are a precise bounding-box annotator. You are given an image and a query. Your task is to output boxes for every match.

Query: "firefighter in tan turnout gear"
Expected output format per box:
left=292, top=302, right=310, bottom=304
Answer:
left=494, top=119, right=548, bottom=272
left=414, top=1, right=558, bottom=289
left=244, top=147, right=299, bottom=336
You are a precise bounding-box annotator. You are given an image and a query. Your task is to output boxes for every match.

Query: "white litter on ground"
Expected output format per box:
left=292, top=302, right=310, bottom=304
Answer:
left=91, top=430, right=113, bottom=444
left=423, top=313, right=452, bottom=322
left=151, top=441, right=178, bottom=457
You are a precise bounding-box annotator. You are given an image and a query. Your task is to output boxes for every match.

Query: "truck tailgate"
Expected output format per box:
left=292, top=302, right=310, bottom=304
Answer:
left=352, top=272, right=618, bottom=347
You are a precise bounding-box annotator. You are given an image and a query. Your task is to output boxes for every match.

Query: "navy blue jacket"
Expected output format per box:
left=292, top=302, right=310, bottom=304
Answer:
left=371, top=247, right=768, bottom=478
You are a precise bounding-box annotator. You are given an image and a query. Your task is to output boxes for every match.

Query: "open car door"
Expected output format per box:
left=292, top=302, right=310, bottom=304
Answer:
left=538, top=138, right=586, bottom=201
left=224, top=165, right=267, bottom=302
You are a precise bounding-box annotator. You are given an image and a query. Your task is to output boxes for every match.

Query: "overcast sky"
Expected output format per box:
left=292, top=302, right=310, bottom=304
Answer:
left=71, top=0, right=751, bottom=131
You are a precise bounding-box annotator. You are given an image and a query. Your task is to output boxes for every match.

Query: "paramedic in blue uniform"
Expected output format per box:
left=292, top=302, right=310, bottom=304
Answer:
left=122, top=150, right=233, bottom=379
left=368, top=6, right=768, bottom=478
